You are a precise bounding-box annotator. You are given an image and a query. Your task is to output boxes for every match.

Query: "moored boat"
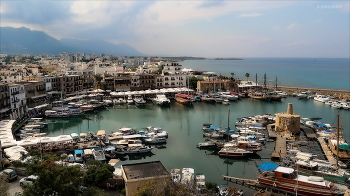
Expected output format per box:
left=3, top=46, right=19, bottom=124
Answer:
left=257, top=162, right=348, bottom=196
left=218, top=146, right=254, bottom=157
left=152, top=94, right=171, bottom=106
left=175, top=93, right=193, bottom=105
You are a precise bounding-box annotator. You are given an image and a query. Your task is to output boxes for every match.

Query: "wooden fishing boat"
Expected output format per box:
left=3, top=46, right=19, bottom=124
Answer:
left=175, top=93, right=193, bottom=105
left=257, top=162, right=348, bottom=196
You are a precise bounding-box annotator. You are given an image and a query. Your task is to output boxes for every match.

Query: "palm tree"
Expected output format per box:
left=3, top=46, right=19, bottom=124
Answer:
left=230, top=72, right=235, bottom=80
left=93, top=74, right=103, bottom=89
left=245, top=73, right=250, bottom=82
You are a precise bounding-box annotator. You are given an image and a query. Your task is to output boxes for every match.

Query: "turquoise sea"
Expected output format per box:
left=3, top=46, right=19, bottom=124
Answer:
left=41, top=58, right=350, bottom=194
left=181, top=58, right=350, bottom=90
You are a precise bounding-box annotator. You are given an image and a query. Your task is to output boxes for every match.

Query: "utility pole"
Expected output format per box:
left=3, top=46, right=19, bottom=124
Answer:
left=0, top=141, right=3, bottom=170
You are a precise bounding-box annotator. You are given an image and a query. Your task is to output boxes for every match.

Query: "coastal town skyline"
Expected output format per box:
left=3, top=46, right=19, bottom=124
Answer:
left=1, top=1, right=349, bottom=58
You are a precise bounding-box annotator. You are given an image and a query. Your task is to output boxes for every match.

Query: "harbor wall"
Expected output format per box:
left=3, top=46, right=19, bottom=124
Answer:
left=266, top=86, right=350, bottom=100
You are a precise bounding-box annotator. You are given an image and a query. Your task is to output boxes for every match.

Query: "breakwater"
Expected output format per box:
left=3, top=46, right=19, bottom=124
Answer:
left=267, top=86, right=350, bottom=100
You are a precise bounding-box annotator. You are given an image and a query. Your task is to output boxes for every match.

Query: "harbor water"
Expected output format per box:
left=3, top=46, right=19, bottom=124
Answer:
left=42, top=97, right=350, bottom=194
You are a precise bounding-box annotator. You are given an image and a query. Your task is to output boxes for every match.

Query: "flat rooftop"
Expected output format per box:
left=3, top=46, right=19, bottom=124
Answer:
left=122, top=161, right=170, bottom=180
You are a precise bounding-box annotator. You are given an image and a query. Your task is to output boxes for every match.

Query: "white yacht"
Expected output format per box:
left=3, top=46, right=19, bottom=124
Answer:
left=219, top=92, right=238, bottom=101
left=92, top=147, right=106, bottom=161
left=126, top=95, right=134, bottom=105
left=152, top=94, right=171, bottom=106
left=297, top=92, right=308, bottom=99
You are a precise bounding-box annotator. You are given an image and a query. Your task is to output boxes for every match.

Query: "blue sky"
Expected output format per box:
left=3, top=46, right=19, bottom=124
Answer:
left=1, top=1, right=349, bottom=58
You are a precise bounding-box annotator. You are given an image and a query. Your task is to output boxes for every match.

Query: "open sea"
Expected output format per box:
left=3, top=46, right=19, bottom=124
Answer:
left=181, top=58, right=350, bottom=90
left=41, top=58, right=349, bottom=194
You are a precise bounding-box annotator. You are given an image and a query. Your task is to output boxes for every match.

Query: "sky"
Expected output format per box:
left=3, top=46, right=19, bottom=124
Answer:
left=0, top=0, right=349, bottom=58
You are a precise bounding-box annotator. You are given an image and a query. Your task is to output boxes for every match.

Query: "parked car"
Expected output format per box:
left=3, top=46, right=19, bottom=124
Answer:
left=19, top=175, right=38, bottom=186
left=0, top=169, right=18, bottom=182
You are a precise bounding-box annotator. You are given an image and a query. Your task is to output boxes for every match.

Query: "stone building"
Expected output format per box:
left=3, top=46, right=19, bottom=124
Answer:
left=275, top=103, right=301, bottom=134
left=197, top=80, right=238, bottom=93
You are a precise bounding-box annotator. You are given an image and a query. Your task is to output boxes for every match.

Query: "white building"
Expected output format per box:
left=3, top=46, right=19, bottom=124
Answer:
left=162, top=63, right=186, bottom=88
left=8, top=83, right=26, bottom=119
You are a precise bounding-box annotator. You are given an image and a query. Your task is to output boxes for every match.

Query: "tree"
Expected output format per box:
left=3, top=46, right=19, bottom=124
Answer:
left=23, top=161, right=84, bottom=196
left=188, top=77, right=204, bottom=90
left=93, top=74, right=103, bottom=89
left=245, top=73, right=250, bottom=81
left=230, top=72, right=235, bottom=80
left=83, top=160, right=114, bottom=186
left=0, top=174, right=10, bottom=196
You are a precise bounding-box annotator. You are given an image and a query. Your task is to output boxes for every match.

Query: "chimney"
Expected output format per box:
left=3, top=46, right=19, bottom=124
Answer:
left=287, top=103, right=293, bottom=115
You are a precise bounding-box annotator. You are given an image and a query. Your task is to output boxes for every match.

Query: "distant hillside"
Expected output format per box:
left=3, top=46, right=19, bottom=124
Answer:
left=0, top=27, right=74, bottom=55
left=0, top=27, right=146, bottom=56
left=59, top=38, right=146, bottom=56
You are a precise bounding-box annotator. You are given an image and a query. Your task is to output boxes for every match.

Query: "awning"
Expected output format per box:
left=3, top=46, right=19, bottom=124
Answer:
left=258, top=162, right=279, bottom=171
left=31, top=94, right=47, bottom=99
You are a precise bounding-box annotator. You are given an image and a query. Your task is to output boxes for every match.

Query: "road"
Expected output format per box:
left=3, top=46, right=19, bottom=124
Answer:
left=8, top=176, right=23, bottom=196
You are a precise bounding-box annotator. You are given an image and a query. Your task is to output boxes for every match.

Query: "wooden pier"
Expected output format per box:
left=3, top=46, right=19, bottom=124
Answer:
left=267, top=124, right=277, bottom=138
left=222, top=175, right=260, bottom=188
left=317, top=137, right=337, bottom=165
left=271, top=135, right=287, bottom=159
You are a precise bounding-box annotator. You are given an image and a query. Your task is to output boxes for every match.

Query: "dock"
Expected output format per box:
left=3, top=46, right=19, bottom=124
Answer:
left=300, top=125, right=316, bottom=139
left=271, top=135, right=287, bottom=159
left=222, top=175, right=260, bottom=188
left=316, top=137, right=337, bottom=165
left=267, top=124, right=277, bottom=138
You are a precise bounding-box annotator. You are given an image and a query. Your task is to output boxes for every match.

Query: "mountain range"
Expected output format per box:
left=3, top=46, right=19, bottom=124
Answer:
left=0, top=27, right=146, bottom=56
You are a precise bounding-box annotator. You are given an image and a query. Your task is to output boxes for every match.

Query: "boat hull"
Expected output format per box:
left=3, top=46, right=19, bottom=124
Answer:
left=258, top=177, right=340, bottom=196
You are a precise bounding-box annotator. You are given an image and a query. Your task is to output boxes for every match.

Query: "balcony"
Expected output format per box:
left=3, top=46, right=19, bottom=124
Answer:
left=11, top=91, right=19, bottom=95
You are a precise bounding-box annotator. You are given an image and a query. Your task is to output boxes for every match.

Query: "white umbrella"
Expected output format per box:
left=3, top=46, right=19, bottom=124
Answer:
left=0, top=135, right=13, bottom=140
left=1, top=139, right=18, bottom=148
left=17, top=139, right=38, bottom=146
left=54, top=135, right=73, bottom=143
left=37, top=137, right=55, bottom=144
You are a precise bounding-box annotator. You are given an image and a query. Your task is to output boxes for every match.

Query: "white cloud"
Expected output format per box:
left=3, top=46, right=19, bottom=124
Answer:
left=272, top=25, right=280, bottom=30
left=287, top=23, right=298, bottom=29
left=237, top=13, right=262, bottom=18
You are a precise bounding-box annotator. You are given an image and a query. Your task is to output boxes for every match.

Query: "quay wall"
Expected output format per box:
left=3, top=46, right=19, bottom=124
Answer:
left=266, top=86, right=350, bottom=101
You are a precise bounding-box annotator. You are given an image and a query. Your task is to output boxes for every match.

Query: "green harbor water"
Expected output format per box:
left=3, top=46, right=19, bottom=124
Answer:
left=42, top=97, right=350, bottom=194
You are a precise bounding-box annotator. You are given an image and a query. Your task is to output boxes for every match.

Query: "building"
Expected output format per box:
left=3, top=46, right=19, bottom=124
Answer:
left=0, top=83, right=10, bottom=119
left=130, top=74, right=157, bottom=90
left=162, top=63, right=186, bottom=88
left=8, top=83, right=27, bottom=119
left=121, top=161, right=171, bottom=196
left=197, top=80, right=238, bottom=93
left=15, top=81, right=45, bottom=107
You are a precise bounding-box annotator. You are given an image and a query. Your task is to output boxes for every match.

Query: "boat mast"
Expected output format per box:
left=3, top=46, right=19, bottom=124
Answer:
left=263, top=73, right=267, bottom=90
left=227, top=109, right=230, bottom=131
left=275, top=77, right=278, bottom=90
left=337, top=114, right=340, bottom=168
left=255, top=73, right=258, bottom=90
